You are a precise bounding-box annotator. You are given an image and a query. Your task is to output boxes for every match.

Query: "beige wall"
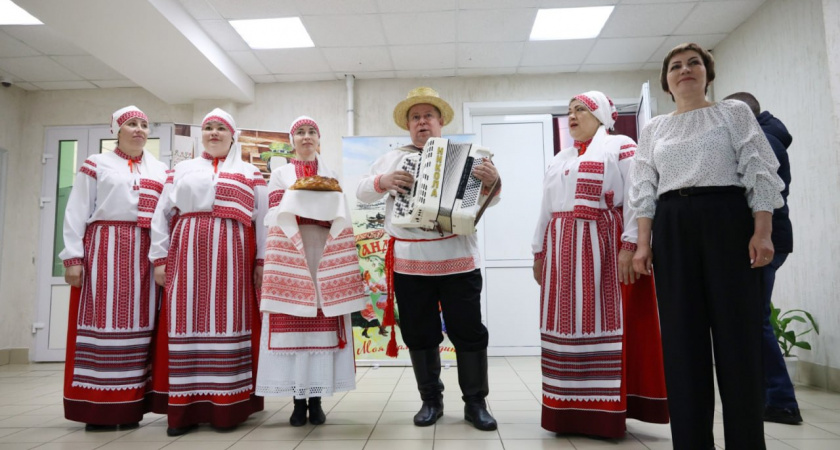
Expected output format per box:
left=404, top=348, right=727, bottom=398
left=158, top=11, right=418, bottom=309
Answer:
left=713, top=0, right=840, bottom=375
left=238, top=71, right=673, bottom=177
left=0, top=84, right=26, bottom=350
left=0, top=70, right=668, bottom=354
left=0, top=88, right=191, bottom=351
left=3, top=0, right=837, bottom=364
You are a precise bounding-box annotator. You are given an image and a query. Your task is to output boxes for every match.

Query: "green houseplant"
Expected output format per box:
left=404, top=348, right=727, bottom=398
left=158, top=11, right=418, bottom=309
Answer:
left=770, top=302, right=820, bottom=357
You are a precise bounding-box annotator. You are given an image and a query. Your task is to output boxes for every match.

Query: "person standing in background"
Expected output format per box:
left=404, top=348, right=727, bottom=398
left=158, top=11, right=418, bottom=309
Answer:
left=724, top=91, right=800, bottom=425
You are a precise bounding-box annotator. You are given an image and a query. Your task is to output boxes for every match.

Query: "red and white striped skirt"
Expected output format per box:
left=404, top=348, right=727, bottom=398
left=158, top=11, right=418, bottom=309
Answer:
left=64, top=220, right=159, bottom=425
left=159, top=213, right=263, bottom=428
left=538, top=208, right=669, bottom=437
left=539, top=209, right=626, bottom=437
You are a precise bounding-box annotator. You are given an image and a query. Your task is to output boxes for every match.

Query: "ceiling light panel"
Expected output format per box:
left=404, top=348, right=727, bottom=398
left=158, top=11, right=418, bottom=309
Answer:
left=530, top=6, right=614, bottom=41
left=230, top=17, right=314, bottom=49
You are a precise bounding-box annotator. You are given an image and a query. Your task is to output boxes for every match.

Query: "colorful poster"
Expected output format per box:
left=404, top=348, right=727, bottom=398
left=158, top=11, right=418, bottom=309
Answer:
left=171, top=125, right=195, bottom=167
left=173, top=125, right=294, bottom=178
left=343, top=135, right=476, bottom=365
left=238, top=129, right=294, bottom=180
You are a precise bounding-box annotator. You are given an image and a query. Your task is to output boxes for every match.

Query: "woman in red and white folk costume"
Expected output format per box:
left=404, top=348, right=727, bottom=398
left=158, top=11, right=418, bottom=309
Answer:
left=60, top=106, right=168, bottom=431
left=257, top=116, right=367, bottom=426
left=150, top=108, right=267, bottom=436
left=531, top=91, right=669, bottom=438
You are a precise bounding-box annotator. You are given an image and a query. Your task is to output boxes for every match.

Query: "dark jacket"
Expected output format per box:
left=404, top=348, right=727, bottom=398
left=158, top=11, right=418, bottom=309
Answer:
left=758, top=111, right=793, bottom=253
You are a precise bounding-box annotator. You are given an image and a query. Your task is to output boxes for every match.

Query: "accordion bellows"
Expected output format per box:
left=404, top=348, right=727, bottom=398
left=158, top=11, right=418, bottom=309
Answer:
left=392, top=138, right=492, bottom=235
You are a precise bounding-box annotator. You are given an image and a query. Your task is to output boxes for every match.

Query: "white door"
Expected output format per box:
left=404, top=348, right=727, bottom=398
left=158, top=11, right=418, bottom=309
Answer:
left=473, top=115, right=554, bottom=356
left=32, top=125, right=172, bottom=361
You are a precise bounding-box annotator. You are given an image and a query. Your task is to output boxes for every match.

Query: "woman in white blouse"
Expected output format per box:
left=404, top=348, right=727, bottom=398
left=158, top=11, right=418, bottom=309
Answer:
left=150, top=109, right=267, bottom=436
left=60, top=106, right=168, bottom=431
left=255, top=116, right=366, bottom=427
left=531, top=91, right=669, bottom=438
left=629, top=43, right=784, bottom=450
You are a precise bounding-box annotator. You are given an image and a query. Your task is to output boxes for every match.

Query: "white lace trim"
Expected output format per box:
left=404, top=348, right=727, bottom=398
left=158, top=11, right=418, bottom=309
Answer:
left=543, top=393, right=621, bottom=403
left=168, top=385, right=253, bottom=397
left=71, top=382, right=147, bottom=391
left=262, top=348, right=340, bottom=356
left=256, top=380, right=357, bottom=398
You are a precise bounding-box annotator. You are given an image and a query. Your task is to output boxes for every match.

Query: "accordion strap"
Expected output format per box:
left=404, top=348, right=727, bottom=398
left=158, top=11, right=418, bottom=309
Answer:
left=474, top=178, right=502, bottom=225
left=382, top=234, right=457, bottom=357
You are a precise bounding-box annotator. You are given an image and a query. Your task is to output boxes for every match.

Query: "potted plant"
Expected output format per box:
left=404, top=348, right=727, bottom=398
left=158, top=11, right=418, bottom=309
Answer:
left=770, top=302, right=820, bottom=382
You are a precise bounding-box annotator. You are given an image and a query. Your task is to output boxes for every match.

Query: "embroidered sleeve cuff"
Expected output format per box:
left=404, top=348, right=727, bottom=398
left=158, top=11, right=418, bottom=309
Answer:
left=153, top=258, right=167, bottom=267
left=621, top=242, right=637, bottom=252
left=373, top=174, right=386, bottom=194
left=534, top=252, right=545, bottom=261
left=255, top=259, right=265, bottom=267
left=63, top=258, right=84, bottom=267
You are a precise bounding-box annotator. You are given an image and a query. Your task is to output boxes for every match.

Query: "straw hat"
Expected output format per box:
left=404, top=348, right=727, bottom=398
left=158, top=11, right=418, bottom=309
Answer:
left=392, top=86, right=454, bottom=130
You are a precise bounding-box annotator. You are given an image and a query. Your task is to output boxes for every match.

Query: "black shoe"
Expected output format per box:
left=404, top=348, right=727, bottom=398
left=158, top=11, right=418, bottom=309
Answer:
left=414, top=399, right=444, bottom=427
left=166, top=425, right=197, bottom=437
left=290, top=398, right=308, bottom=427
left=118, top=422, right=139, bottom=430
left=464, top=400, right=497, bottom=431
left=764, top=405, right=803, bottom=425
left=457, top=349, right=498, bottom=431
left=308, top=397, right=326, bottom=425
left=211, top=424, right=238, bottom=432
left=409, top=348, right=445, bottom=427
left=84, top=424, right=118, bottom=432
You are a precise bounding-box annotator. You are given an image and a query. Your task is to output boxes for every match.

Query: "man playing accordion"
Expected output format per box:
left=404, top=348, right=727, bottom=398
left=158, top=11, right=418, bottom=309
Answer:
left=356, top=86, right=500, bottom=431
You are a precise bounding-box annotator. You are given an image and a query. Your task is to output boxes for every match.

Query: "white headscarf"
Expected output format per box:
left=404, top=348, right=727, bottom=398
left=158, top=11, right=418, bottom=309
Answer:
left=289, top=115, right=330, bottom=177
left=572, top=91, right=618, bottom=132
left=110, top=105, right=155, bottom=173
left=111, top=105, right=148, bottom=136
left=202, top=108, right=245, bottom=173
left=289, top=115, right=320, bottom=147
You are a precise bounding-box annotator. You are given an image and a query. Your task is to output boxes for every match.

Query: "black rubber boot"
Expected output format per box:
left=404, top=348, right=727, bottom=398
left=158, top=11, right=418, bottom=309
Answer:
left=457, top=349, right=497, bottom=431
left=166, top=424, right=197, bottom=436
left=84, top=424, right=117, bottom=432
left=289, top=398, right=308, bottom=427
left=409, top=348, right=444, bottom=426
left=308, top=397, right=326, bottom=425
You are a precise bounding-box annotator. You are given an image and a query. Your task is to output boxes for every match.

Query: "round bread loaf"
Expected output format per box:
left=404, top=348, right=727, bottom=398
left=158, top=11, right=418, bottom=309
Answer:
left=289, top=175, right=342, bottom=192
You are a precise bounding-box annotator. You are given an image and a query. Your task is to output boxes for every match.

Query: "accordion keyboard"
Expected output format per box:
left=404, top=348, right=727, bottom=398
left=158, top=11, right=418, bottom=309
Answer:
left=459, top=155, right=483, bottom=208
left=392, top=153, right=422, bottom=226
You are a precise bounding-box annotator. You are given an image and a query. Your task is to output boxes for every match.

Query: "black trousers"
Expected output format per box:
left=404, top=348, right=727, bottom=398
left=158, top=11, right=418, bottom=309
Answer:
left=652, top=190, right=765, bottom=450
left=394, top=269, right=488, bottom=352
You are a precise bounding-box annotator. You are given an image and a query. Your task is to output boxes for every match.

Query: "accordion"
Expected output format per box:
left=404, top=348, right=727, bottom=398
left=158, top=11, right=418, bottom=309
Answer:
left=392, top=138, right=495, bottom=235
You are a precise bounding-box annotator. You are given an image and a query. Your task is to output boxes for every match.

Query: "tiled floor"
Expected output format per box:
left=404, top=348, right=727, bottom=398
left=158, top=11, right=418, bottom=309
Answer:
left=2, top=357, right=840, bottom=449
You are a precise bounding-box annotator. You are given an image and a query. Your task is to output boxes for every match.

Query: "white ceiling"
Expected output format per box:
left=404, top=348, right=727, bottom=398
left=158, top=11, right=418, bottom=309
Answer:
left=0, top=0, right=765, bottom=103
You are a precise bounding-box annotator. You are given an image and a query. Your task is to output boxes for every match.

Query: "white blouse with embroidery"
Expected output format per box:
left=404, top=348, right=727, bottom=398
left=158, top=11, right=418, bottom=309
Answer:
left=149, top=154, right=268, bottom=264
left=531, top=129, right=639, bottom=258
left=629, top=100, right=784, bottom=218
left=59, top=149, right=168, bottom=265
left=356, top=145, right=501, bottom=276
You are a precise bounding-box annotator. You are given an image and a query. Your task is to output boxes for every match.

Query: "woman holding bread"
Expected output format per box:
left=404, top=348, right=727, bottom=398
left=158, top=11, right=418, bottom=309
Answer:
left=256, top=116, right=367, bottom=426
